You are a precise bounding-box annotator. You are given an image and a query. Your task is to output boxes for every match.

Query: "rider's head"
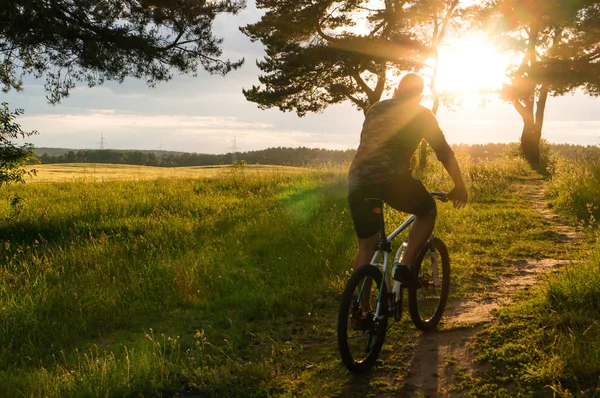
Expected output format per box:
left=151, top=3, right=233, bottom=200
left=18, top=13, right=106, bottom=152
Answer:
left=394, top=73, right=424, bottom=103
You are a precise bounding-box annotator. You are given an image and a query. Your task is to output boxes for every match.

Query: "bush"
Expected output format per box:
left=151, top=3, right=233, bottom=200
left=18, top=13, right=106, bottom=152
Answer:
left=418, top=151, right=530, bottom=203
left=548, top=154, right=600, bottom=225
left=0, top=103, right=37, bottom=187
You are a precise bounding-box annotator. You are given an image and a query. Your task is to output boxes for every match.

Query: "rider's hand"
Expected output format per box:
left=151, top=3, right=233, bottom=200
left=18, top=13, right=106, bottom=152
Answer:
left=448, top=185, right=468, bottom=209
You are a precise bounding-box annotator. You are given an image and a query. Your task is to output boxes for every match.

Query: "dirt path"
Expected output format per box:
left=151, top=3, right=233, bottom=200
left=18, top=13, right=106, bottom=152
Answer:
left=385, top=180, right=579, bottom=397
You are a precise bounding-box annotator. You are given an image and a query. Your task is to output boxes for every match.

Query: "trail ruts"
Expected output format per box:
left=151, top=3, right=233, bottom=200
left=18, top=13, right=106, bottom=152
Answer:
left=378, top=179, right=579, bottom=397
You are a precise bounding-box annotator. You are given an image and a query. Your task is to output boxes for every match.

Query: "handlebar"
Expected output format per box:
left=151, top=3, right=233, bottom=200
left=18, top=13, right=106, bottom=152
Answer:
left=430, top=191, right=449, bottom=202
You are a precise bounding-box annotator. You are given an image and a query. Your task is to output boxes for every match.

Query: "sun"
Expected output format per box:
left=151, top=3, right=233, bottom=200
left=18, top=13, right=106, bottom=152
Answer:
left=385, top=34, right=512, bottom=103
left=432, top=34, right=510, bottom=95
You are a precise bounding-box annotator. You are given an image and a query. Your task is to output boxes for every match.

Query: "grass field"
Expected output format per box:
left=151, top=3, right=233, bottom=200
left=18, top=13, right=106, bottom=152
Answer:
left=0, top=155, right=598, bottom=396
left=27, top=163, right=304, bottom=183
left=463, top=151, right=600, bottom=397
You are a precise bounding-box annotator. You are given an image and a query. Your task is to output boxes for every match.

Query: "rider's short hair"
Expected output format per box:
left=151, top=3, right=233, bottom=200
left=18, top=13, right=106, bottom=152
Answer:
left=397, top=73, right=424, bottom=100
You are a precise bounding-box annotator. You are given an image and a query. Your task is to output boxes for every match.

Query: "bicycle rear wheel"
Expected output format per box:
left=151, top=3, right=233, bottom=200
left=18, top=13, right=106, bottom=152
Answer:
left=408, top=237, right=450, bottom=332
left=337, top=265, right=388, bottom=373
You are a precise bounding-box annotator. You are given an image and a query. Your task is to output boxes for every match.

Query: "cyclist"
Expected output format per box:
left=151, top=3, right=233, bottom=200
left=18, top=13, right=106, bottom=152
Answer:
left=348, top=73, right=468, bottom=292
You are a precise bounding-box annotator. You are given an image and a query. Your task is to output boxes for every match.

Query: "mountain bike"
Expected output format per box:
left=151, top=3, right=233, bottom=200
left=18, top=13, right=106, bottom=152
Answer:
left=337, top=192, right=451, bottom=373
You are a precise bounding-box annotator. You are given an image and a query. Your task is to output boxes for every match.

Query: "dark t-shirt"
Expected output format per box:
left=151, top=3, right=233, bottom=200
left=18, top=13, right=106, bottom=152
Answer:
left=348, top=98, right=453, bottom=186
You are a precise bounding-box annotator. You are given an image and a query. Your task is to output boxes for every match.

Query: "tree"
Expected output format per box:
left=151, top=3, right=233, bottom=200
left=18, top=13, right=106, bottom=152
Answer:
left=416, top=0, right=461, bottom=171
left=481, top=0, right=600, bottom=164
left=1, top=0, right=245, bottom=185
left=242, top=1, right=464, bottom=173
left=242, top=0, right=463, bottom=117
left=0, top=103, right=37, bottom=186
left=1, top=0, right=246, bottom=104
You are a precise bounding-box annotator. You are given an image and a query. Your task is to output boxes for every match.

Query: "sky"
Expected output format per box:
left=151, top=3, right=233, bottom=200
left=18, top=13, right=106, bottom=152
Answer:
left=4, top=1, right=600, bottom=154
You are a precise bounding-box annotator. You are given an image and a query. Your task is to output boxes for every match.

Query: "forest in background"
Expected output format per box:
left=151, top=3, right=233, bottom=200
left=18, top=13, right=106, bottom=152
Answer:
left=34, top=143, right=600, bottom=168
left=34, top=146, right=356, bottom=167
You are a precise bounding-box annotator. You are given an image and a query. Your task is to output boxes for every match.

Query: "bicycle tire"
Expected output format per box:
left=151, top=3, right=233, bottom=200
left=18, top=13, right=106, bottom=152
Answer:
left=408, top=237, right=450, bottom=332
left=337, top=265, right=389, bottom=373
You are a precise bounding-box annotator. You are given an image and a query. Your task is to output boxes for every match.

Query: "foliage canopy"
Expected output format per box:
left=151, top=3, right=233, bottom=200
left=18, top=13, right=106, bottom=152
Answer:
left=0, top=0, right=246, bottom=186
left=0, top=103, right=36, bottom=186
left=1, top=0, right=246, bottom=104
left=481, top=0, right=600, bottom=163
left=242, top=0, right=463, bottom=116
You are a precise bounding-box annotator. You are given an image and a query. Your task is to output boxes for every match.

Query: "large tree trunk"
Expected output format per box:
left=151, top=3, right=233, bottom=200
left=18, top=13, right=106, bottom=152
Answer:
left=520, top=118, right=539, bottom=164
left=418, top=1, right=457, bottom=173
left=516, top=25, right=551, bottom=166
left=519, top=86, right=548, bottom=165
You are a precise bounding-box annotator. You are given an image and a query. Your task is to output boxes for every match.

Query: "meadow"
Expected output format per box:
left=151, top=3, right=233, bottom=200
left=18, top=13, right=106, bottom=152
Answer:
left=466, top=150, right=600, bottom=397
left=25, top=163, right=304, bottom=183
left=0, top=149, right=599, bottom=397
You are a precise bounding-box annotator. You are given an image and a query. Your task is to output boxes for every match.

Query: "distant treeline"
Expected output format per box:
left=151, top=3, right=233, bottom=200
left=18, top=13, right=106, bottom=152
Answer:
left=549, top=143, right=600, bottom=160
left=35, top=143, right=600, bottom=167
left=36, top=147, right=357, bottom=167
left=453, top=142, right=600, bottom=161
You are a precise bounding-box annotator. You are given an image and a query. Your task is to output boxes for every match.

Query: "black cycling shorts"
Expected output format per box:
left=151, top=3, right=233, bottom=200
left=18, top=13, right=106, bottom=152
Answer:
left=348, top=174, right=436, bottom=239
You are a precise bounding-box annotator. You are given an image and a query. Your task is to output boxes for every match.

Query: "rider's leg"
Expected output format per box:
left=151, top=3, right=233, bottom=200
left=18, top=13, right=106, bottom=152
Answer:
left=348, top=185, right=382, bottom=312
left=354, top=232, right=379, bottom=271
left=354, top=232, right=379, bottom=312
left=399, top=205, right=437, bottom=267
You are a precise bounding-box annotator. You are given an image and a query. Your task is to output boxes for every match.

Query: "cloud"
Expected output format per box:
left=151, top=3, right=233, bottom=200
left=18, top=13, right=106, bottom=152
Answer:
left=17, top=105, right=600, bottom=156
left=21, top=113, right=273, bottom=131
left=441, top=118, right=600, bottom=145
left=4, top=0, right=600, bottom=153
left=17, top=112, right=358, bottom=153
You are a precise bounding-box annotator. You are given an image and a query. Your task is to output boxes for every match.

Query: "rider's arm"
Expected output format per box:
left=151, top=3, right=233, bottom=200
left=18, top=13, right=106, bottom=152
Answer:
left=419, top=109, right=468, bottom=207
left=440, top=153, right=468, bottom=208
left=441, top=153, right=465, bottom=190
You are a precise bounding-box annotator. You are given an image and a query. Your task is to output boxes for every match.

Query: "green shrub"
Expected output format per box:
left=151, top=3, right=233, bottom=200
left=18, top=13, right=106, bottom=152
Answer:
left=418, top=152, right=530, bottom=203
left=548, top=154, right=600, bottom=225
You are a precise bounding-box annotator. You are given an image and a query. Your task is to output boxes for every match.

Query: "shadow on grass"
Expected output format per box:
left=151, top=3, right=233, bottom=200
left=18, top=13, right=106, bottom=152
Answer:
left=531, top=162, right=552, bottom=179
left=338, top=372, right=380, bottom=397
left=0, top=178, right=356, bottom=376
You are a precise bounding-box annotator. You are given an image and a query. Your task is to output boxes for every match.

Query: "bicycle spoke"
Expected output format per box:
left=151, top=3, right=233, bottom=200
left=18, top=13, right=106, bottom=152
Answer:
left=409, top=238, right=450, bottom=332
left=338, top=265, right=389, bottom=373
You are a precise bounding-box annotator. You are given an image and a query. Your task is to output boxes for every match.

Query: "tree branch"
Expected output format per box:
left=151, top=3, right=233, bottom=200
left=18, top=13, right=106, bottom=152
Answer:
left=316, top=4, right=344, bottom=43
left=438, top=0, right=460, bottom=46
left=369, top=20, right=387, bottom=37
left=428, top=0, right=459, bottom=115
left=351, top=69, right=375, bottom=98
left=373, top=62, right=387, bottom=102
left=316, top=20, right=338, bottom=43
left=172, top=46, right=231, bottom=66
left=355, top=6, right=385, bottom=13
left=165, top=38, right=199, bottom=50
left=512, top=99, right=530, bottom=119
left=534, top=84, right=549, bottom=136
left=345, top=93, right=368, bottom=110
left=166, top=30, right=186, bottom=49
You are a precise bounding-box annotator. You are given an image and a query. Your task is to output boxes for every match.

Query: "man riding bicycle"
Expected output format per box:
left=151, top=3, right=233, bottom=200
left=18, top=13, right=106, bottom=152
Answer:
left=348, top=73, right=468, bottom=289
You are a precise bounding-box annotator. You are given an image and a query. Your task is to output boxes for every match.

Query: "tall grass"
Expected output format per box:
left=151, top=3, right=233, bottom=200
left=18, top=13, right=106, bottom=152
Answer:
left=473, top=234, right=600, bottom=395
left=470, top=149, right=600, bottom=396
left=0, top=168, right=355, bottom=396
left=417, top=148, right=530, bottom=202
left=0, top=156, right=561, bottom=397
left=548, top=153, right=600, bottom=225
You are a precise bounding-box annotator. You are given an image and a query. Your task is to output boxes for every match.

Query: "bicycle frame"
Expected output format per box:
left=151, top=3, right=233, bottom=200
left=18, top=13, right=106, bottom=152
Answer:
left=368, top=214, right=422, bottom=321
left=360, top=192, right=447, bottom=322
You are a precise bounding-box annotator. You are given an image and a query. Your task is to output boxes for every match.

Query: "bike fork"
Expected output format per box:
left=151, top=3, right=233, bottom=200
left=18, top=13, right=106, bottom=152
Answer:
left=428, top=236, right=440, bottom=287
left=373, top=252, right=389, bottom=322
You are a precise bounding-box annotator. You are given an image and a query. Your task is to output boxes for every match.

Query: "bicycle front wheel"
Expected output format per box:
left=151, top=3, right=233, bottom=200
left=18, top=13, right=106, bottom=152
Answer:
left=337, top=264, right=389, bottom=373
left=408, top=237, right=450, bottom=332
